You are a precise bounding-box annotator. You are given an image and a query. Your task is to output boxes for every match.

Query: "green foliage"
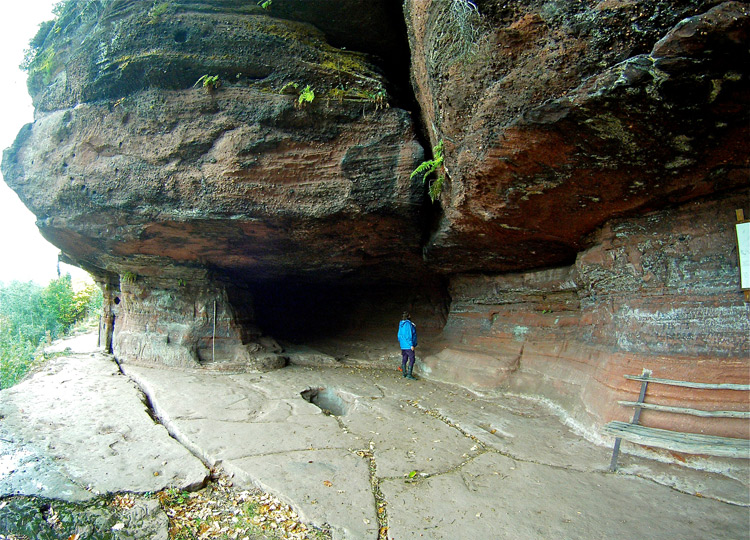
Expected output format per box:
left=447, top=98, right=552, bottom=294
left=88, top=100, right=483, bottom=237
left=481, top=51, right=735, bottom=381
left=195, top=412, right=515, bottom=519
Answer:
left=257, top=0, right=272, bottom=9
left=428, top=175, right=445, bottom=203
left=0, top=321, right=37, bottom=390
left=411, top=140, right=446, bottom=203
left=280, top=81, right=300, bottom=95
left=297, top=85, right=315, bottom=107
left=0, top=276, right=101, bottom=389
left=195, top=74, right=220, bottom=91
left=148, top=1, right=171, bottom=20
left=282, top=82, right=315, bottom=108
left=122, top=271, right=138, bottom=284
left=22, top=0, right=102, bottom=88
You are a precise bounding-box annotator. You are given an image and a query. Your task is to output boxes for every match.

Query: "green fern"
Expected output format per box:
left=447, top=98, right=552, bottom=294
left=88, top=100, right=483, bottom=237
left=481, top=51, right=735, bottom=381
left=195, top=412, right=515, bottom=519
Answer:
left=297, top=85, right=315, bottom=107
left=428, top=175, right=445, bottom=202
left=411, top=140, right=445, bottom=202
left=280, top=81, right=300, bottom=95
left=195, top=74, right=220, bottom=91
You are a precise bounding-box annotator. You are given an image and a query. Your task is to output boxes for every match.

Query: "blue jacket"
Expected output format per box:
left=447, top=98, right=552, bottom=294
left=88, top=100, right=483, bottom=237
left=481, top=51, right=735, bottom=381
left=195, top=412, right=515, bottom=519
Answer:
left=398, top=320, right=418, bottom=349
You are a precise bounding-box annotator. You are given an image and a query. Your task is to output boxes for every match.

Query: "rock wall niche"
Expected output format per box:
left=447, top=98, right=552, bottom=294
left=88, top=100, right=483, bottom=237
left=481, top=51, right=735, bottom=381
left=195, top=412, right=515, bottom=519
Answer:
left=107, top=272, right=284, bottom=371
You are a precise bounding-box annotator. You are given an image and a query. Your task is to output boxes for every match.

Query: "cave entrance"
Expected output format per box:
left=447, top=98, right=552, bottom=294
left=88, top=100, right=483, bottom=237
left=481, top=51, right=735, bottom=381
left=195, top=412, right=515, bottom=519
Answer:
left=247, top=276, right=448, bottom=347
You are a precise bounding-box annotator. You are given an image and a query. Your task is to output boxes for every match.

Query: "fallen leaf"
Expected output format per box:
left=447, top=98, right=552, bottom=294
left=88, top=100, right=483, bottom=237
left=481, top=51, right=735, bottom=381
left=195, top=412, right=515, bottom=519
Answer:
left=323, top=480, right=333, bottom=487
left=408, top=470, right=417, bottom=478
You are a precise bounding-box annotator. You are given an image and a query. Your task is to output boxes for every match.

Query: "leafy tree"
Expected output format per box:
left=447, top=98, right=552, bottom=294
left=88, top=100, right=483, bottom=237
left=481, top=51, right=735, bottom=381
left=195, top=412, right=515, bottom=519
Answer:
left=0, top=275, right=102, bottom=389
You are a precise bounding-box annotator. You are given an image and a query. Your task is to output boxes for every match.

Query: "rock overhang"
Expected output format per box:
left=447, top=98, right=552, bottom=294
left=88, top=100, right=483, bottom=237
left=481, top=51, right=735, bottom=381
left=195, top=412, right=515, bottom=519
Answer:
left=409, top=0, right=750, bottom=273
left=4, top=0, right=430, bottom=290
left=2, top=0, right=749, bottom=372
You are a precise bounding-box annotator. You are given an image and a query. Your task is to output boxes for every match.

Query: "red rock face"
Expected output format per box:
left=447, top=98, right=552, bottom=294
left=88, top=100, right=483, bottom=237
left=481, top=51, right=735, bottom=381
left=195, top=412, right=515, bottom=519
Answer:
left=405, top=0, right=750, bottom=273
left=424, top=190, right=749, bottom=439
left=2, top=0, right=748, bottom=456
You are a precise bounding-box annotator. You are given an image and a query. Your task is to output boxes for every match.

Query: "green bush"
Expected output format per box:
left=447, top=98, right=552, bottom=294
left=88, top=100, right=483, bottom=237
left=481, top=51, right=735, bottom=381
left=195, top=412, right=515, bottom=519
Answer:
left=0, top=275, right=102, bottom=389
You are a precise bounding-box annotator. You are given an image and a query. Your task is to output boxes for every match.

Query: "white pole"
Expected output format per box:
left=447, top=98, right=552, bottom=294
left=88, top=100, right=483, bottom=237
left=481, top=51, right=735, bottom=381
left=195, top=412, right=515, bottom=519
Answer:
left=212, top=300, right=216, bottom=363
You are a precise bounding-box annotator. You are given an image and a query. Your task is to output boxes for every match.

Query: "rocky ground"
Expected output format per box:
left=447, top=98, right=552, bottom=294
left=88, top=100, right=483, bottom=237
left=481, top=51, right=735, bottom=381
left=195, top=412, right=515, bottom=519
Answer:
left=1, top=333, right=748, bottom=540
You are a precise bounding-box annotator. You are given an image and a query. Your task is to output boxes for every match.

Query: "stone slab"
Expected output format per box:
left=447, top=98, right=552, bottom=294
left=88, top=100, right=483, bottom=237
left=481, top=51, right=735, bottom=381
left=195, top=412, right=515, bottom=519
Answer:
left=0, top=352, right=208, bottom=498
left=229, top=449, right=378, bottom=540
left=382, top=452, right=749, bottom=540
left=2, top=338, right=747, bottom=540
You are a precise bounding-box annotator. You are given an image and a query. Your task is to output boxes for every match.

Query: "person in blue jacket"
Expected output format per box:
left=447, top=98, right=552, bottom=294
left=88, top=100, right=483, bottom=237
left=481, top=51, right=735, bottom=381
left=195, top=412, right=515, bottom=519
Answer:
left=398, top=311, right=418, bottom=380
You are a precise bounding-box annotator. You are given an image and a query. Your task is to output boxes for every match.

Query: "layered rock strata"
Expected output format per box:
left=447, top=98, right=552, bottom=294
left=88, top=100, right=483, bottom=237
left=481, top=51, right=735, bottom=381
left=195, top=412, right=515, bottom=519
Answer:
left=424, top=190, right=749, bottom=439
left=4, top=0, right=428, bottom=367
left=2, top=0, right=748, bottom=459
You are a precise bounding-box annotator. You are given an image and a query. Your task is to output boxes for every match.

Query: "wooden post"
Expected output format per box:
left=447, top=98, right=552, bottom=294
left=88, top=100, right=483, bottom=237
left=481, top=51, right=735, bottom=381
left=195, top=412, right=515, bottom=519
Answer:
left=610, top=369, right=651, bottom=472
left=212, top=300, right=216, bottom=363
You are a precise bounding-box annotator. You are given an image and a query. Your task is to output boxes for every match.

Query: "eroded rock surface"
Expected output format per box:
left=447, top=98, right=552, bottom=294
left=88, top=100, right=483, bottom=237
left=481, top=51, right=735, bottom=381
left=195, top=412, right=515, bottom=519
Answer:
left=2, top=0, right=748, bottom=468
left=0, top=340, right=207, bottom=499
left=425, top=190, right=749, bottom=438
left=406, top=0, right=749, bottom=272
left=3, top=0, right=429, bottom=368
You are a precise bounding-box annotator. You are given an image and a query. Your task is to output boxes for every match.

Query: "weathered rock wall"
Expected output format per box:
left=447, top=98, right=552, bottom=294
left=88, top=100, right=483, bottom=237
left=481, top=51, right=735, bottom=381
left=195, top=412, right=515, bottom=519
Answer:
left=110, top=272, right=285, bottom=370
left=425, top=190, right=749, bottom=438
left=2, top=0, right=748, bottom=458
left=405, top=0, right=750, bottom=272
left=2, top=0, right=435, bottom=368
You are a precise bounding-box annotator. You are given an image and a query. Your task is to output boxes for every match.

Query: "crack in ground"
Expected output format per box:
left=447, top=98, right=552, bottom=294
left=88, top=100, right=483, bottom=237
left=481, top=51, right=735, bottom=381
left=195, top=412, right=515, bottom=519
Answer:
left=113, top=357, right=212, bottom=487
left=405, top=399, right=748, bottom=506
left=354, top=443, right=389, bottom=540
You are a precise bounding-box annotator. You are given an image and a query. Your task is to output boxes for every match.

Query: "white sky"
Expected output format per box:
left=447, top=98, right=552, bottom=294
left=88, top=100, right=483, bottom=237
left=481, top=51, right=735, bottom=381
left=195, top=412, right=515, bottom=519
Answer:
left=0, top=1, right=91, bottom=286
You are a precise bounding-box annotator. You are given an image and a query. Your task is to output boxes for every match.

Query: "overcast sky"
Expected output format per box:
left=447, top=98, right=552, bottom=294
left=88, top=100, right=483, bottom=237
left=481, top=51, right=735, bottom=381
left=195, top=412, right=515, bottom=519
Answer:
left=0, top=1, right=91, bottom=285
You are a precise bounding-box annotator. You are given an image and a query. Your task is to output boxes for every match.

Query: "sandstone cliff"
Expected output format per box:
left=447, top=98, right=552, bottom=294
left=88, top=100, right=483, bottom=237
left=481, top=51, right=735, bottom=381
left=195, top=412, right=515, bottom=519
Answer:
left=3, top=0, right=748, bottom=458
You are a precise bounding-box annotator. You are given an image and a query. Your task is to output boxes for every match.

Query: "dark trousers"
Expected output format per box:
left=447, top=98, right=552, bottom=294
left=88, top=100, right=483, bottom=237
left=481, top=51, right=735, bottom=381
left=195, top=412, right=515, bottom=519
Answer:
left=401, top=349, right=415, bottom=370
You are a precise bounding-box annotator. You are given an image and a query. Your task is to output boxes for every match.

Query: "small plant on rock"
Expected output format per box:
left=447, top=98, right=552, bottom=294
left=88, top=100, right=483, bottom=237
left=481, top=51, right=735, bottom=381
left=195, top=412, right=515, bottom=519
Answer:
left=195, top=74, right=220, bottom=92
left=297, top=85, right=315, bottom=108
left=280, top=81, right=315, bottom=108
left=411, top=140, right=446, bottom=203
left=257, top=0, right=272, bottom=9
left=280, top=81, right=300, bottom=95
left=148, top=2, right=171, bottom=20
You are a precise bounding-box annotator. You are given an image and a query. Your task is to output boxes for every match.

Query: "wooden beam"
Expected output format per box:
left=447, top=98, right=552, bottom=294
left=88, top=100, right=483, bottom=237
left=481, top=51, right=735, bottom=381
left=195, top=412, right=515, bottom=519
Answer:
left=624, top=375, right=750, bottom=391
left=618, top=401, right=750, bottom=418
left=603, top=421, right=750, bottom=458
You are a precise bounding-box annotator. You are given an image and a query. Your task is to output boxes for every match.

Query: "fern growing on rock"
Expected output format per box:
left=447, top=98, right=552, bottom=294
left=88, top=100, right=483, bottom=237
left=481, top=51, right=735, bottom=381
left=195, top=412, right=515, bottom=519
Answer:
left=411, top=140, right=445, bottom=203
left=297, top=85, right=315, bottom=108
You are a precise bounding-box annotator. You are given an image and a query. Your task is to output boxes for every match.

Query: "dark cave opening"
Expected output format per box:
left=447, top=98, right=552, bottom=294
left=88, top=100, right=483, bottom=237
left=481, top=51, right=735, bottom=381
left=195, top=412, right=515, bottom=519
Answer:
left=244, top=275, right=449, bottom=346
